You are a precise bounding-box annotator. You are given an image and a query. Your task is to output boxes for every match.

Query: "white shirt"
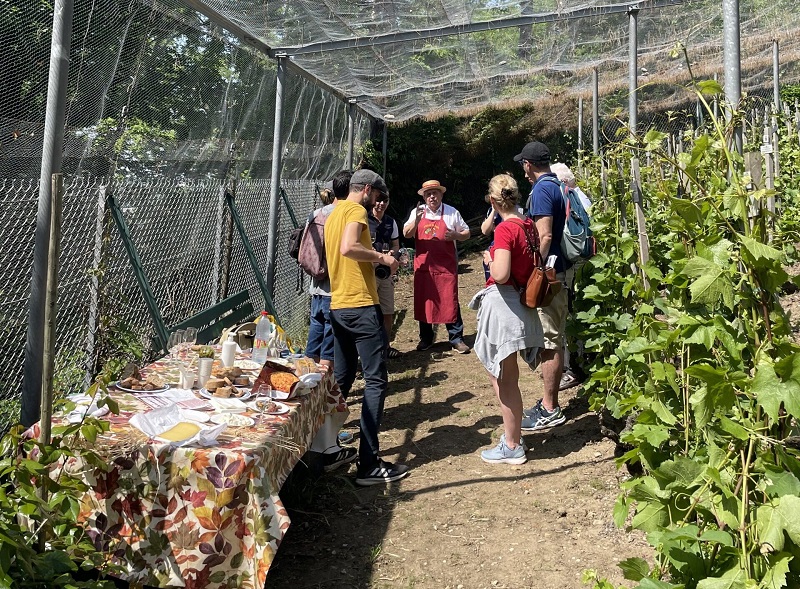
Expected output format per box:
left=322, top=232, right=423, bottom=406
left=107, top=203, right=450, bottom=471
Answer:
left=404, top=203, right=469, bottom=234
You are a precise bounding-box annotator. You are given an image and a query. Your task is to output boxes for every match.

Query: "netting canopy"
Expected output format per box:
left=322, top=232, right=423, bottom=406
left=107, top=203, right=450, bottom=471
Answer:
left=172, top=0, right=800, bottom=123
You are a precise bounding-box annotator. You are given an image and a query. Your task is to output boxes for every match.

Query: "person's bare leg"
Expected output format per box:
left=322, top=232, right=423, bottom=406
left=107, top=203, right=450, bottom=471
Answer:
left=489, top=355, right=523, bottom=447
left=539, top=348, right=562, bottom=412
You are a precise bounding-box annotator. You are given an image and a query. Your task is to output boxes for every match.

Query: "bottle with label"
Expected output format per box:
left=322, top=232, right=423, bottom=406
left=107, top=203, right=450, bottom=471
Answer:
left=251, top=311, right=273, bottom=365
left=221, top=334, right=237, bottom=367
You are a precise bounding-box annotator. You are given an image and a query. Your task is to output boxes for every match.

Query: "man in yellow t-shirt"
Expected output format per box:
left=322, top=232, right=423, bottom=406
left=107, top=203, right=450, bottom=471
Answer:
left=324, top=169, right=409, bottom=486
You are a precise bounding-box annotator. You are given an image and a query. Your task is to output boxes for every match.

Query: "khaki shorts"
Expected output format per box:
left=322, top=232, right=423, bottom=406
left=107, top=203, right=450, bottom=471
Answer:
left=376, top=276, right=395, bottom=316
left=537, top=273, right=568, bottom=350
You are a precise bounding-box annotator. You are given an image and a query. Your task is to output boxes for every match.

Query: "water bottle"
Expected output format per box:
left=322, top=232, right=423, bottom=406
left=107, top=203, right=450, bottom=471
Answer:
left=251, top=311, right=273, bottom=365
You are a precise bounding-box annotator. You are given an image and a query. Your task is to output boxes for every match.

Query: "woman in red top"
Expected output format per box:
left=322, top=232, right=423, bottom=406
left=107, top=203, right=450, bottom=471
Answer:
left=468, top=174, right=544, bottom=465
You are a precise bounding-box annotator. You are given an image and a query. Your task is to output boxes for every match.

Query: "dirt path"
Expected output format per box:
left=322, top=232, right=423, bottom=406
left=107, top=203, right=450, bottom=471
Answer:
left=266, top=253, right=650, bottom=589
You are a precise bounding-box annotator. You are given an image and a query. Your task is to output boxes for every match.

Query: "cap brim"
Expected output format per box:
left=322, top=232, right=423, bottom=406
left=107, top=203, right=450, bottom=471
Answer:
left=513, top=153, right=524, bottom=162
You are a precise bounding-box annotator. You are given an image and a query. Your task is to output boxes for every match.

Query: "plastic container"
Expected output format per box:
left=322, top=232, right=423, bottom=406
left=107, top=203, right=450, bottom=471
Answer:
left=251, top=311, right=273, bottom=365
left=221, top=334, right=237, bottom=367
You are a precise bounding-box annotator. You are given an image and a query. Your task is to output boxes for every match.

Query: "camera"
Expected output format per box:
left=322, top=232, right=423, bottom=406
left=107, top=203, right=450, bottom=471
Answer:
left=374, top=243, right=401, bottom=280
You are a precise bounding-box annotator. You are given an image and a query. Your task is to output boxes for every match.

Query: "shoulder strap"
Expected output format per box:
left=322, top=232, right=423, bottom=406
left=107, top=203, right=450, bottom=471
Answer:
left=504, top=218, right=542, bottom=267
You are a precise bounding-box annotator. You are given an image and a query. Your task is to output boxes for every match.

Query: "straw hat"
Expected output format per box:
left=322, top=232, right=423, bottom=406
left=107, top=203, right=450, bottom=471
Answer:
left=417, top=180, right=446, bottom=196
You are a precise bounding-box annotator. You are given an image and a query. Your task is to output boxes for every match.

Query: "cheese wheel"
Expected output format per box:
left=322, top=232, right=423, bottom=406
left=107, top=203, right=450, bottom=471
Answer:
left=159, top=422, right=200, bottom=442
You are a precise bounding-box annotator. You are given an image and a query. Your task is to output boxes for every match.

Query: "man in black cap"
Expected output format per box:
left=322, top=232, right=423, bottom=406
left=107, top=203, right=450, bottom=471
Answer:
left=513, top=141, right=569, bottom=431
left=324, top=168, right=410, bottom=486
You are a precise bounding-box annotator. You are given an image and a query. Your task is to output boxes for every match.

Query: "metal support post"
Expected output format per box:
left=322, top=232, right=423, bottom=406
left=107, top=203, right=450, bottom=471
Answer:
left=23, top=0, right=74, bottom=427
left=577, top=96, right=584, bottom=156
left=382, top=122, right=388, bottom=176
left=85, top=184, right=107, bottom=388
left=631, top=159, right=650, bottom=289
left=773, top=40, right=780, bottom=114
left=39, top=173, right=63, bottom=447
left=592, top=67, right=599, bottom=155
left=723, top=0, right=742, bottom=154
left=763, top=124, right=776, bottom=242
left=266, top=54, right=286, bottom=297
left=628, top=6, right=639, bottom=139
left=346, top=99, right=356, bottom=169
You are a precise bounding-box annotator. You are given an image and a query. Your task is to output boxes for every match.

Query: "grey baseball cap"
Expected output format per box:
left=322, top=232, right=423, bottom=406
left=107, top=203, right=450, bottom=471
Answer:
left=350, top=169, right=388, bottom=197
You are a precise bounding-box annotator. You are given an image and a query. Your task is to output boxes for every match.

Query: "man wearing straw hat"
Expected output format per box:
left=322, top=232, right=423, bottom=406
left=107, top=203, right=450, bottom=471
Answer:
left=403, top=179, right=471, bottom=354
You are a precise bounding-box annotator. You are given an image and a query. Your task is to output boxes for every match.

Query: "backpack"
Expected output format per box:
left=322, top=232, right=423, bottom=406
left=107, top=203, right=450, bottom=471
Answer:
left=297, top=208, right=331, bottom=280
left=538, top=176, right=596, bottom=264
left=287, top=226, right=304, bottom=260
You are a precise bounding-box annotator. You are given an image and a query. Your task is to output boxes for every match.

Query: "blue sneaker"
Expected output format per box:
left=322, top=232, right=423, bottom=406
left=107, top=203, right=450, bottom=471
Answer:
left=481, top=434, right=527, bottom=465
left=522, top=399, right=566, bottom=431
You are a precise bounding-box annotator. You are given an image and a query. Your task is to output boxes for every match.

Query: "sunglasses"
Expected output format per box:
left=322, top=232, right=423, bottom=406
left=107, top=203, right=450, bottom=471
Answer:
left=375, top=196, right=388, bottom=203
left=519, top=160, right=527, bottom=168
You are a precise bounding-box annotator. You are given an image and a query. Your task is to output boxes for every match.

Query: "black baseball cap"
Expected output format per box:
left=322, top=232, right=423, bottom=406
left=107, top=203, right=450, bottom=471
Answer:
left=513, top=141, right=550, bottom=164
left=350, top=169, right=389, bottom=197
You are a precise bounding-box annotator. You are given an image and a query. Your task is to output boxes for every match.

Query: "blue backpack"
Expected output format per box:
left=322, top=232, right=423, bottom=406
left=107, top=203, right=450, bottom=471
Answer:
left=538, top=176, right=596, bottom=264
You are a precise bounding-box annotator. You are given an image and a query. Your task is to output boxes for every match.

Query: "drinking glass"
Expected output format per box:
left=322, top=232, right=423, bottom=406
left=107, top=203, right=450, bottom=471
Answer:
left=168, top=330, right=184, bottom=360
left=181, top=327, right=199, bottom=362
left=255, top=383, right=275, bottom=423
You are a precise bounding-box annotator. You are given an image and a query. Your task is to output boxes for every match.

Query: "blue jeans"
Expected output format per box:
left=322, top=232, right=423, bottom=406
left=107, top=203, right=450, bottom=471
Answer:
left=305, top=295, right=334, bottom=362
left=330, top=305, right=388, bottom=469
left=419, top=304, right=465, bottom=345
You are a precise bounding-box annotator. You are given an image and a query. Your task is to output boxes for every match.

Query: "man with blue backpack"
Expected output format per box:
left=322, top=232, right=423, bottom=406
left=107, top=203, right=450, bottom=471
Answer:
left=514, top=141, right=570, bottom=431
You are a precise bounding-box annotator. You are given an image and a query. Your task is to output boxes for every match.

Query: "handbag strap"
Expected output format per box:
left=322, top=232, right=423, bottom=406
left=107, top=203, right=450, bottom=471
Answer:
left=497, top=217, right=543, bottom=293
left=505, top=218, right=543, bottom=268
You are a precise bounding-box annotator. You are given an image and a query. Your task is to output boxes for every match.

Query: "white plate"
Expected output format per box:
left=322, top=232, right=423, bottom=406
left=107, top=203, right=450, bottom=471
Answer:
left=198, top=388, right=251, bottom=401
left=207, top=397, right=248, bottom=413
left=210, top=413, right=255, bottom=427
left=113, top=381, right=170, bottom=394
left=179, top=409, right=210, bottom=423
left=249, top=400, right=290, bottom=415
left=235, top=359, right=262, bottom=370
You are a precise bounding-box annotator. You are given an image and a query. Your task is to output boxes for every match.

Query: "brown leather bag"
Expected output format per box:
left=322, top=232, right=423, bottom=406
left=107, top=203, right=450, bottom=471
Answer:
left=507, top=219, right=562, bottom=309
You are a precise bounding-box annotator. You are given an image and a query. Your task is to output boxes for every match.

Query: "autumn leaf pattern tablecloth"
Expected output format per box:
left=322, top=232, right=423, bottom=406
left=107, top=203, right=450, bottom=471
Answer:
left=34, top=357, right=347, bottom=589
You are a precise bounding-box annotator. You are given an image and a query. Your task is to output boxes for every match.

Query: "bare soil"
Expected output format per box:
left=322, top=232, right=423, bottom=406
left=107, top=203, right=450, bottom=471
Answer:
left=266, top=252, right=651, bottom=589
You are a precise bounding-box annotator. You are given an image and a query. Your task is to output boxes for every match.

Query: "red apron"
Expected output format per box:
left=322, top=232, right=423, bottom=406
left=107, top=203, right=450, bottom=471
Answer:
left=414, top=215, right=459, bottom=324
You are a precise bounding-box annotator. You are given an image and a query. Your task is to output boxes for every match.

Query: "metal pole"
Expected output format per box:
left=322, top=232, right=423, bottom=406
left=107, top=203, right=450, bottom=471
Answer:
left=266, top=54, right=286, bottom=297
left=723, top=0, right=742, bottom=154
left=577, top=96, right=584, bottom=155
left=773, top=39, right=780, bottom=114
left=85, top=184, right=107, bottom=388
left=39, top=173, right=63, bottom=447
left=593, top=67, right=599, bottom=155
left=23, top=0, right=74, bottom=428
left=628, top=6, right=639, bottom=139
left=346, top=99, right=356, bottom=169
left=713, top=72, right=719, bottom=120
left=382, top=122, right=388, bottom=177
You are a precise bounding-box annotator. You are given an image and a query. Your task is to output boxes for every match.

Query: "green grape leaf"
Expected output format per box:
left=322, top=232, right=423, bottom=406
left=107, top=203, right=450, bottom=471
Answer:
left=696, top=574, right=746, bottom=589
left=682, top=252, right=734, bottom=310
left=759, top=554, right=791, bottom=589
left=752, top=362, right=800, bottom=423
left=763, top=468, right=800, bottom=499
left=656, top=457, right=704, bottom=487
left=632, top=499, right=670, bottom=532
left=756, top=495, right=800, bottom=554
left=619, top=556, right=650, bottom=581
left=740, top=235, right=782, bottom=262
left=697, top=79, right=724, bottom=96
left=638, top=578, right=683, bottom=589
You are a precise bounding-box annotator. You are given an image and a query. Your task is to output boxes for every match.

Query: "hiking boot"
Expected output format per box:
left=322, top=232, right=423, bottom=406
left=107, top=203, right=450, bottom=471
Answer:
left=323, top=446, right=358, bottom=472
left=521, top=399, right=566, bottom=431
left=355, top=460, right=410, bottom=486
left=416, top=340, right=433, bottom=351
left=481, top=434, right=527, bottom=465
left=559, top=369, right=582, bottom=391
left=452, top=341, right=471, bottom=354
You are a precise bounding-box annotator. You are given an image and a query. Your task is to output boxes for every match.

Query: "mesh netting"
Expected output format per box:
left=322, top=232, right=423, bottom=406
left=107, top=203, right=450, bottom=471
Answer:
left=176, top=0, right=800, bottom=122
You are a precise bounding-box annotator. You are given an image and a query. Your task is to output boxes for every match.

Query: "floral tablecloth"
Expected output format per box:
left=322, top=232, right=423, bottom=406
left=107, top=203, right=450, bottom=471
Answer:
left=30, top=353, right=347, bottom=589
